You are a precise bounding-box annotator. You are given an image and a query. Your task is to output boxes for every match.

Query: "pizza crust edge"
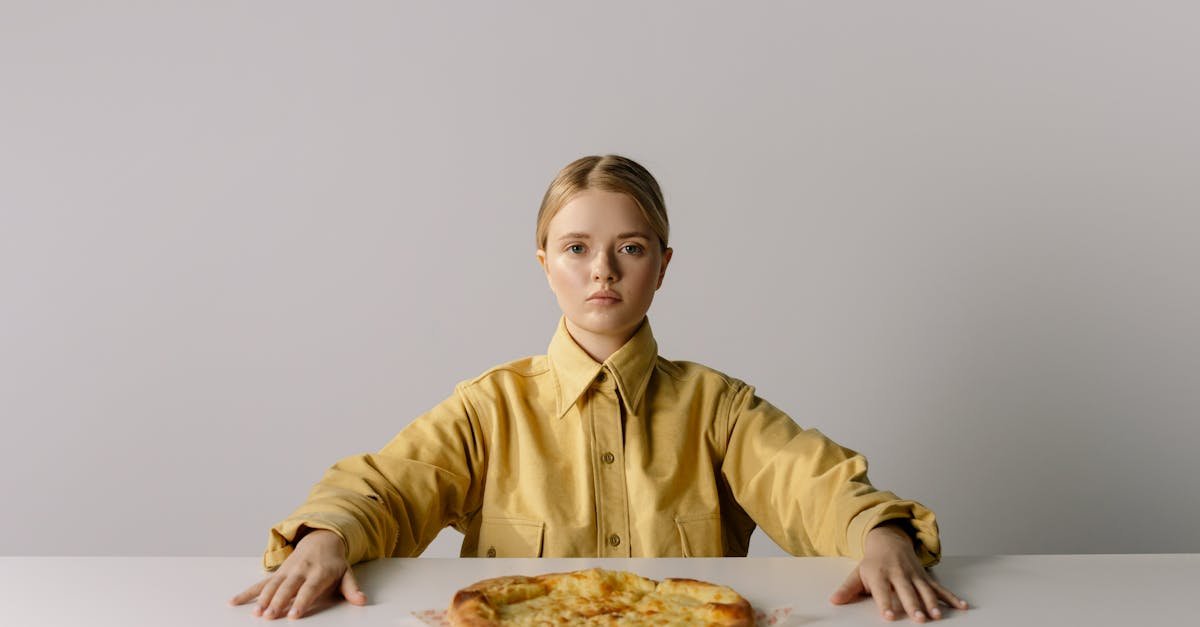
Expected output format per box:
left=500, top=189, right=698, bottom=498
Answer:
left=446, top=569, right=754, bottom=626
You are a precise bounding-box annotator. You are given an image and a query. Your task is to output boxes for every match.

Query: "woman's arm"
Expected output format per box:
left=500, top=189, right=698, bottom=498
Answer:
left=717, top=380, right=966, bottom=621
left=262, top=381, right=488, bottom=571
left=718, top=380, right=941, bottom=564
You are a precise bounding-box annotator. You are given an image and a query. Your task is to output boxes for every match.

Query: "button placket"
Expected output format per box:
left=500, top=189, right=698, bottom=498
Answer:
left=588, top=370, right=630, bottom=557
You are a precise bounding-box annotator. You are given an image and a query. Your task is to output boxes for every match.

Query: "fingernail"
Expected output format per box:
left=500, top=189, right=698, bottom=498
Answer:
left=288, top=608, right=299, bottom=618
left=916, top=610, right=926, bottom=621
left=263, top=608, right=274, bottom=618
left=931, top=607, right=942, bottom=617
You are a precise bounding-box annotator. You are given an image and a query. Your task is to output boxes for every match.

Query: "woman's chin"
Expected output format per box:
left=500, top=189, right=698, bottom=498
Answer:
left=568, top=310, right=639, bottom=333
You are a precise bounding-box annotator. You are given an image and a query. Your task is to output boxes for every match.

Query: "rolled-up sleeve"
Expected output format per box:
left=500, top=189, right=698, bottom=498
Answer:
left=262, top=381, right=488, bottom=572
left=719, top=381, right=941, bottom=567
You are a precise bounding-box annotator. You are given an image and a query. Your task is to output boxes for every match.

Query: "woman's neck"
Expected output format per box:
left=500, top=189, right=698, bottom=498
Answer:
left=564, top=317, right=640, bottom=364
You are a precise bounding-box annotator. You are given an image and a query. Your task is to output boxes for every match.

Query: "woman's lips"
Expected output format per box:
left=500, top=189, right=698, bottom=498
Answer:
left=587, top=297, right=621, bottom=305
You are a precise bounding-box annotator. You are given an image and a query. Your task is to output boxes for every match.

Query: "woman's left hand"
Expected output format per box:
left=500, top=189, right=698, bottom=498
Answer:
left=829, top=522, right=969, bottom=622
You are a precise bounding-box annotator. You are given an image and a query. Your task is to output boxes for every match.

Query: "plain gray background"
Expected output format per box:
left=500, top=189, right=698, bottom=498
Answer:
left=2, top=2, right=1197, bottom=560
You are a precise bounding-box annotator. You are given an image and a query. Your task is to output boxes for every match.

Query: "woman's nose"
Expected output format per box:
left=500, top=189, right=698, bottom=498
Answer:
left=592, top=251, right=617, bottom=281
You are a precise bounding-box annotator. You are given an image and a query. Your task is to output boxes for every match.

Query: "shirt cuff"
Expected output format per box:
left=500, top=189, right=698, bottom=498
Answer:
left=848, top=500, right=942, bottom=568
left=261, top=511, right=361, bottom=572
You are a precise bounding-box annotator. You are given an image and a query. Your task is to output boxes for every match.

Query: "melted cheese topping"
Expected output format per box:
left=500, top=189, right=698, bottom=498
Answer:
left=484, top=569, right=742, bottom=626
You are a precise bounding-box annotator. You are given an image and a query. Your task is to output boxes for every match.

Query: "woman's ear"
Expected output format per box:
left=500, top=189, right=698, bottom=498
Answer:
left=656, top=247, right=673, bottom=289
left=536, top=250, right=555, bottom=293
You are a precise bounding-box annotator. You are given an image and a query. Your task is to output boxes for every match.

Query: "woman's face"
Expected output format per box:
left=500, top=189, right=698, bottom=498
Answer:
left=536, top=189, right=672, bottom=344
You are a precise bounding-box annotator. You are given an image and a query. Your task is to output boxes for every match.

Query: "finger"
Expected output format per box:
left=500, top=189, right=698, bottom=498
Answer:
left=341, top=566, right=368, bottom=604
left=263, top=575, right=304, bottom=620
left=285, top=576, right=330, bottom=620
left=913, top=577, right=942, bottom=620
left=928, top=578, right=970, bottom=610
left=889, top=574, right=928, bottom=623
left=254, top=574, right=285, bottom=616
left=864, top=571, right=895, bottom=620
left=228, top=577, right=269, bottom=606
left=829, top=568, right=864, bottom=605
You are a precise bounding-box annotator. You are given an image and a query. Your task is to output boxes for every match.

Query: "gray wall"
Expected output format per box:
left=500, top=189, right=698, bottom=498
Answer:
left=2, top=1, right=1197, bottom=559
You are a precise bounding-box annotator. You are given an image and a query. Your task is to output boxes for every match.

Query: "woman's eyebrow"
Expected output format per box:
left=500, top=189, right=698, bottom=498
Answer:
left=557, top=231, right=651, bottom=241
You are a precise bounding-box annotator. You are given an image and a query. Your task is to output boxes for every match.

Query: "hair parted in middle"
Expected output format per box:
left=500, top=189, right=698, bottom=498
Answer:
left=535, top=155, right=670, bottom=253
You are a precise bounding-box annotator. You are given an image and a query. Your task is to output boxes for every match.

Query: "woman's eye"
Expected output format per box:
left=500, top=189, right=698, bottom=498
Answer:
left=622, top=244, right=643, bottom=254
left=567, top=245, right=585, bottom=254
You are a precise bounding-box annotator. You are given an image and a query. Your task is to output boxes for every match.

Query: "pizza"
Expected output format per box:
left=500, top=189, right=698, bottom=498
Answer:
left=446, top=567, right=754, bottom=626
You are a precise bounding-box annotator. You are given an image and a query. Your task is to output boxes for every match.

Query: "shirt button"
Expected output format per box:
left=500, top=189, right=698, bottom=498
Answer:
left=486, top=546, right=496, bottom=557
left=608, top=533, right=621, bottom=547
left=601, top=452, right=615, bottom=464
left=595, top=371, right=607, bottom=382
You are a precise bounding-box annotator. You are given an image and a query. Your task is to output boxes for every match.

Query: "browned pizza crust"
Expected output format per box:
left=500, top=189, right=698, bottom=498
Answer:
left=446, top=568, right=753, bottom=626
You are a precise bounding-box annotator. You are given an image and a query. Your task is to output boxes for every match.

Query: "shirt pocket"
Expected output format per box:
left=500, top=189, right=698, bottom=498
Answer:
left=674, top=512, right=725, bottom=557
left=477, top=516, right=545, bottom=558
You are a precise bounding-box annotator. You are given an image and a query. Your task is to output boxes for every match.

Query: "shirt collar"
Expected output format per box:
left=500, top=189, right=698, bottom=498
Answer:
left=546, top=314, right=658, bottom=420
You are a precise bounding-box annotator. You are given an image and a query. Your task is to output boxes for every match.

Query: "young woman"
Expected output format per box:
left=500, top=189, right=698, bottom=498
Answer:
left=230, top=155, right=969, bottom=622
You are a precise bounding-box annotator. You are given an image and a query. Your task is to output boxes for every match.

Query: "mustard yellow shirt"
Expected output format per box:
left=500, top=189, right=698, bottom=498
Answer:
left=263, top=315, right=941, bottom=571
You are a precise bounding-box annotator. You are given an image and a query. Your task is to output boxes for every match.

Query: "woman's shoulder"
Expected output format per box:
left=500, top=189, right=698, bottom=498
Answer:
left=654, top=355, right=748, bottom=391
left=459, top=354, right=552, bottom=388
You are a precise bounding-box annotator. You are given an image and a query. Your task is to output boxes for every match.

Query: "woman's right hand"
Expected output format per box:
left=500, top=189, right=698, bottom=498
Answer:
left=228, top=527, right=368, bottom=620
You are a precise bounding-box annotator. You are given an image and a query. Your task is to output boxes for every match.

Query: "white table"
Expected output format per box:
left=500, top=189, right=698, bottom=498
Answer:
left=1, top=554, right=1195, bottom=625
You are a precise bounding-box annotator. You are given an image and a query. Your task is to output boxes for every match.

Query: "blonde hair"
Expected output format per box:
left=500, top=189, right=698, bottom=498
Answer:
left=535, top=155, right=669, bottom=253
